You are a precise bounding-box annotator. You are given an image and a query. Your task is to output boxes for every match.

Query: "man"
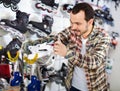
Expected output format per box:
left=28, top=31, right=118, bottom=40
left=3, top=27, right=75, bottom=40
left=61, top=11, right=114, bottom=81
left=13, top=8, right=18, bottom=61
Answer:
left=23, top=2, right=110, bottom=91
left=53, top=3, right=110, bottom=91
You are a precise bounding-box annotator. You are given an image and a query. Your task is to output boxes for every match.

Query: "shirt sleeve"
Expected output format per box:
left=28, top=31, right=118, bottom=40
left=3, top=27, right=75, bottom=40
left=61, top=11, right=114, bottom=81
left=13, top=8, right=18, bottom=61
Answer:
left=66, top=34, right=111, bottom=69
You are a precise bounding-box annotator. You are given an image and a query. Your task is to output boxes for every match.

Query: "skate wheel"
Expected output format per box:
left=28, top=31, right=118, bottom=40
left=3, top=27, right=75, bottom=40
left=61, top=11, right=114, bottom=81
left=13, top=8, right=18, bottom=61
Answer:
left=35, top=3, right=41, bottom=9
left=11, top=5, right=18, bottom=12
left=35, top=3, right=46, bottom=11
left=3, top=3, right=11, bottom=8
left=0, top=1, right=2, bottom=4
left=0, top=21, right=5, bottom=25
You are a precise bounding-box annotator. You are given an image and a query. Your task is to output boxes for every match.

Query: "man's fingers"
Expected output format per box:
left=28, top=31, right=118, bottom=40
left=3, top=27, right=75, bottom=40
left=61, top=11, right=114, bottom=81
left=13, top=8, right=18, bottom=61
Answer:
left=53, top=40, right=66, bottom=57
left=53, top=42, right=61, bottom=55
left=54, top=41, right=62, bottom=45
left=54, top=49, right=59, bottom=55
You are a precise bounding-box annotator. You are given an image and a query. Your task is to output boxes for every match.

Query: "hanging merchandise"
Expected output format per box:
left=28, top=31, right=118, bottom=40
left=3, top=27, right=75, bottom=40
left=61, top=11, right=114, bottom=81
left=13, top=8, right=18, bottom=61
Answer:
left=22, top=42, right=53, bottom=91
left=35, top=0, right=59, bottom=13
left=40, top=0, right=56, bottom=7
left=0, top=10, right=30, bottom=34
left=27, top=15, right=54, bottom=37
left=22, top=35, right=55, bottom=54
left=0, top=0, right=21, bottom=11
left=94, top=5, right=114, bottom=26
left=5, top=38, right=22, bottom=58
left=3, top=38, right=22, bottom=75
left=8, top=49, right=24, bottom=89
left=22, top=36, right=55, bottom=66
left=4, top=38, right=22, bottom=85
left=0, top=10, right=30, bottom=41
left=110, top=31, right=119, bottom=49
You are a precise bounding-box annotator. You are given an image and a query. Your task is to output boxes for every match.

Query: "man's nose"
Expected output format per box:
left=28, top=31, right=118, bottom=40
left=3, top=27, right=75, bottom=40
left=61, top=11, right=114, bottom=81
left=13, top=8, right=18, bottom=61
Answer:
left=71, top=24, right=77, bottom=30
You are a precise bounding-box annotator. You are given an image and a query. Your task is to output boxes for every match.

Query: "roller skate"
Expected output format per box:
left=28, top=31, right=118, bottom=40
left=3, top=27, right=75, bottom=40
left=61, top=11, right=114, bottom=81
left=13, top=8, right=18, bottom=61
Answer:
left=35, top=0, right=59, bottom=13
left=0, top=10, right=30, bottom=34
left=0, top=0, right=21, bottom=11
left=28, top=15, right=54, bottom=37
left=0, top=10, right=29, bottom=41
left=5, top=38, right=22, bottom=63
left=22, top=36, right=55, bottom=70
left=22, top=35, right=54, bottom=54
left=94, top=5, right=114, bottom=26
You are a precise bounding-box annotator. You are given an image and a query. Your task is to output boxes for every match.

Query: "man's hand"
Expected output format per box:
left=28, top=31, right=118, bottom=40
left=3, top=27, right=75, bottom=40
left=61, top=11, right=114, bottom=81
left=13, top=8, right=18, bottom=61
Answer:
left=53, top=40, right=67, bottom=57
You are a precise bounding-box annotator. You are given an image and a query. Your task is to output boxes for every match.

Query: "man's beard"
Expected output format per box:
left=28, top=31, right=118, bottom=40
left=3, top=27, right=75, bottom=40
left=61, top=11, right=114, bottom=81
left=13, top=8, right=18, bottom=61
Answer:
left=74, top=24, right=88, bottom=37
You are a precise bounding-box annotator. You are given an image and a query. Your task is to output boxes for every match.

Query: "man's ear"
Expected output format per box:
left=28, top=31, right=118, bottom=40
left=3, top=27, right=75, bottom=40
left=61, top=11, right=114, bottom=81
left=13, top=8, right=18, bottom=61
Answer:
left=88, top=18, right=94, bottom=25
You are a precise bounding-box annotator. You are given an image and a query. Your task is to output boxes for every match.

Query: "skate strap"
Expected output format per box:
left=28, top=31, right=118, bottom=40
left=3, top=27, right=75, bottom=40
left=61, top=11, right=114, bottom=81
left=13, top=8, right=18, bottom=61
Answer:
left=7, top=51, right=19, bottom=62
left=23, top=53, right=38, bottom=64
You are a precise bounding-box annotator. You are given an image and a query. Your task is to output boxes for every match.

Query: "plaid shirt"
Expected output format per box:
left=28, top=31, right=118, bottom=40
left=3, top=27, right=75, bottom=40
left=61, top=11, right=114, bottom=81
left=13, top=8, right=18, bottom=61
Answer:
left=30, top=26, right=110, bottom=91
left=57, top=26, right=110, bottom=91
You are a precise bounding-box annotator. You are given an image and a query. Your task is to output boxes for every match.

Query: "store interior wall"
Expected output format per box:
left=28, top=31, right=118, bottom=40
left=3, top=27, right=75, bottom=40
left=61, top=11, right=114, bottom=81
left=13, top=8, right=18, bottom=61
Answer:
left=0, top=0, right=120, bottom=91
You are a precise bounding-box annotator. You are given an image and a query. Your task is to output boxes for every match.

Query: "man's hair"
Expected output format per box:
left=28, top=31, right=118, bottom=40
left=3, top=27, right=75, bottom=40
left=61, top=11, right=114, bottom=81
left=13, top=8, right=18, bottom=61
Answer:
left=71, top=3, right=94, bottom=21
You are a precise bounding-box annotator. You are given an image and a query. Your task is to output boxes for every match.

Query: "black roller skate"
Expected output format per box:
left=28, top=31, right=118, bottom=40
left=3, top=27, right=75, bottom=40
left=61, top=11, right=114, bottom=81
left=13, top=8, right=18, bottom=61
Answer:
left=0, top=0, right=20, bottom=11
left=94, top=5, right=114, bottom=26
left=0, top=10, right=30, bottom=41
left=35, top=0, right=59, bottom=13
left=0, top=38, right=22, bottom=78
left=28, top=15, right=54, bottom=37
left=5, top=38, right=22, bottom=61
left=0, top=10, right=30, bottom=34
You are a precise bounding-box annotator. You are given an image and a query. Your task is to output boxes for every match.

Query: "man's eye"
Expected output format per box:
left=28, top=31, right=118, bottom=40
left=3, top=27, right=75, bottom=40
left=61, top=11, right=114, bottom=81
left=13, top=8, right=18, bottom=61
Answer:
left=76, top=23, right=81, bottom=25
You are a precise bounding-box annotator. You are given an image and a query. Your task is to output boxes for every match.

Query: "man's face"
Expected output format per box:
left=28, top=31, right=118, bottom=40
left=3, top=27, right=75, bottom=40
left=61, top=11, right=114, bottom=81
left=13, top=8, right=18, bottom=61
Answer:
left=70, top=11, right=90, bottom=37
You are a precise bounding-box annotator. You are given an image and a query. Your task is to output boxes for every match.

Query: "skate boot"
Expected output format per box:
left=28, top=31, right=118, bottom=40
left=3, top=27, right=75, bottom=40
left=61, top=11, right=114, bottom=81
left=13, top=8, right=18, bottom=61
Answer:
left=5, top=38, right=22, bottom=62
left=28, top=15, right=53, bottom=37
left=22, top=35, right=54, bottom=54
left=35, top=0, right=59, bottom=13
left=0, top=10, right=30, bottom=34
left=27, top=75, right=41, bottom=91
left=0, top=0, right=20, bottom=11
left=10, top=71, right=22, bottom=86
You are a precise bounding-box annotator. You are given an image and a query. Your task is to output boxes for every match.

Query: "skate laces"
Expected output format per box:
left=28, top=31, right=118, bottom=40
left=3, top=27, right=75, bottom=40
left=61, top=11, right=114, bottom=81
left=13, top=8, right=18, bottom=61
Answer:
left=7, top=51, right=19, bottom=62
left=23, top=53, right=38, bottom=64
